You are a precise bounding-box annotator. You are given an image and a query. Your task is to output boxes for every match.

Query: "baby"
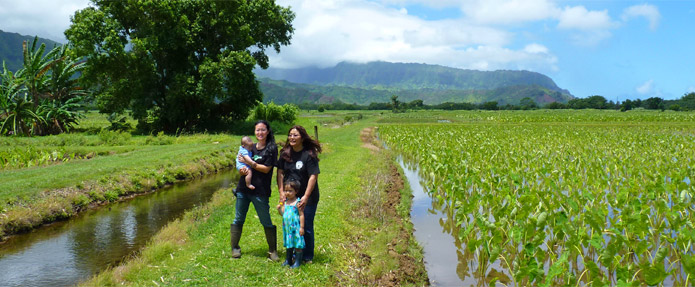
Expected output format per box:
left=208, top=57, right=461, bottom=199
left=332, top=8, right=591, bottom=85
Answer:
left=236, top=136, right=255, bottom=190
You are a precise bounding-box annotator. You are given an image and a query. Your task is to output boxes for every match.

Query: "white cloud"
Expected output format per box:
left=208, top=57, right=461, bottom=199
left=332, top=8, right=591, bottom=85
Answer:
left=622, top=4, right=661, bottom=30
left=554, top=6, right=618, bottom=46
left=0, top=0, right=90, bottom=42
left=378, top=0, right=462, bottom=9
left=557, top=6, right=617, bottom=30
left=271, top=0, right=558, bottom=72
left=459, top=0, right=559, bottom=25
left=524, top=43, right=548, bottom=54
left=636, top=80, right=654, bottom=95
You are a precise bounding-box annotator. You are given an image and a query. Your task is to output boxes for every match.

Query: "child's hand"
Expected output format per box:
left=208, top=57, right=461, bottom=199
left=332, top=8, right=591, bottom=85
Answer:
left=276, top=204, right=283, bottom=214
left=299, top=227, right=305, bottom=236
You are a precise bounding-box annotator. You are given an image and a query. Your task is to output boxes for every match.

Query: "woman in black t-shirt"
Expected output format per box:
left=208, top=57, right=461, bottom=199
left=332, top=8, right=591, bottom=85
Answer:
left=277, top=125, right=322, bottom=263
left=231, top=120, right=279, bottom=261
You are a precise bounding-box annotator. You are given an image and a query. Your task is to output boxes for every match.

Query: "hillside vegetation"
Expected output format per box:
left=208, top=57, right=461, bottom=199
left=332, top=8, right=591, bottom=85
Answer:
left=256, top=61, right=574, bottom=105
left=0, top=30, right=61, bottom=72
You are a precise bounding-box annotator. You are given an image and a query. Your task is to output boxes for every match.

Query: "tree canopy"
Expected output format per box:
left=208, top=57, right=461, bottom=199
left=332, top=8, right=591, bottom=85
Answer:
left=65, top=0, right=294, bottom=133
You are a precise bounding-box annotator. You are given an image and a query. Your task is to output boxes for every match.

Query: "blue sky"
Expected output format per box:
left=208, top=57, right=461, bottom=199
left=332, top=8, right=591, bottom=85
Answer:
left=1, top=0, right=693, bottom=100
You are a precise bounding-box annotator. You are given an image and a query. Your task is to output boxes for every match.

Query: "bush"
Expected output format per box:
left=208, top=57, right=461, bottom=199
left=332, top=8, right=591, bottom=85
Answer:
left=145, top=131, right=174, bottom=145
left=98, top=129, right=132, bottom=145
left=251, top=102, right=299, bottom=124
left=107, top=112, right=133, bottom=132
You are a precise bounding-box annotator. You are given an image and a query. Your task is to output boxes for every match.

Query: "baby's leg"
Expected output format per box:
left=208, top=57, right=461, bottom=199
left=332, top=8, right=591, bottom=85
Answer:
left=245, top=169, right=255, bottom=190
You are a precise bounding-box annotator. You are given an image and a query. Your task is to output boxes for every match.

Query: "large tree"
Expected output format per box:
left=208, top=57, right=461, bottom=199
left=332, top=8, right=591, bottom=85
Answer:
left=65, top=0, right=294, bottom=133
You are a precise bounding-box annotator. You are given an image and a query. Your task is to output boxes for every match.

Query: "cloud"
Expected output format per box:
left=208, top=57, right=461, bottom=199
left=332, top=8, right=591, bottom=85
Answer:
left=557, top=6, right=616, bottom=30
left=379, top=0, right=462, bottom=9
left=459, top=0, right=559, bottom=25
left=271, top=0, right=558, bottom=72
left=554, top=6, right=618, bottom=46
left=0, top=0, right=90, bottom=42
left=636, top=80, right=654, bottom=95
left=391, top=0, right=619, bottom=48
left=622, top=4, right=661, bottom=30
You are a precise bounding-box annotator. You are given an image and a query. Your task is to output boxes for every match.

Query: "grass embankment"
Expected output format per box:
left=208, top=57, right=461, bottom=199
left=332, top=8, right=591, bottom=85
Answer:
left=82, top=117, right=428, bottom=286
left=0, top=119, right=241, bottom=239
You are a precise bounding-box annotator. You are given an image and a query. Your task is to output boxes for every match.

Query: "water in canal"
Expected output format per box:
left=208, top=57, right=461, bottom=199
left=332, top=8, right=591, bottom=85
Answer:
left=0, top=171, right=237, bottom=287
left=398, top=157, right=509, bottom=287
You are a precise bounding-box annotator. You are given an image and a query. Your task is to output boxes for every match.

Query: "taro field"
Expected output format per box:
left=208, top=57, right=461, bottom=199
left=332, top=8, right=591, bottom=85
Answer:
left=379, top=110, right=695, bottom=286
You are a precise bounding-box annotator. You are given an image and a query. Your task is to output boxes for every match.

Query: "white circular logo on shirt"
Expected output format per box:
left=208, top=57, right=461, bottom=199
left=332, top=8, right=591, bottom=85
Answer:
left=296, top=161, right=303, bottom=169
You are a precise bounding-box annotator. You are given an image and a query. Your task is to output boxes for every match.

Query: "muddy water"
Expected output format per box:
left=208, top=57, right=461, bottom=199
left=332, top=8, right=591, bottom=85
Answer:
left=0, top=171, right=237, bottom=287
left=398, top=157, right=510, bottom=287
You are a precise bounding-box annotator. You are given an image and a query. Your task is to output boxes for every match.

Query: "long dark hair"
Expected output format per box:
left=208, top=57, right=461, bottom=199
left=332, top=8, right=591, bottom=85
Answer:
left=280, top=125, right=321, bottom=161
left=255, top=120, right=277, bottom=152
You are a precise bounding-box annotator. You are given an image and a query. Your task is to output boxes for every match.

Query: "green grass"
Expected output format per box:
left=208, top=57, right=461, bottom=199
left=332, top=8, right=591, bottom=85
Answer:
left=0, top=143, right=230, bottom=201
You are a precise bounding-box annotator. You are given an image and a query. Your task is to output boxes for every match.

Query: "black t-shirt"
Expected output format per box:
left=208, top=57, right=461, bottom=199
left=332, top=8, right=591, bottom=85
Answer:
left=236, top=143, right=277, bottom=198
left=277, top=148, right=320, bottom=205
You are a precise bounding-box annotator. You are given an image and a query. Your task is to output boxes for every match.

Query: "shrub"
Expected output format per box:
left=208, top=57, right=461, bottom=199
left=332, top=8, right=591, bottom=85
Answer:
left=98, top=129, right=132, bottom=145
left=145, top=131, right=174, bottom=145
left=251, top=101, right=298, bottom=124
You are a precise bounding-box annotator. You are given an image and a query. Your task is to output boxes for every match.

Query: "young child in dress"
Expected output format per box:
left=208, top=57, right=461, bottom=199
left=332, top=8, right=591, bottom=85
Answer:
left=236, top=136, right=255, bottom=190
left=277, top=180, right=305, bottom=268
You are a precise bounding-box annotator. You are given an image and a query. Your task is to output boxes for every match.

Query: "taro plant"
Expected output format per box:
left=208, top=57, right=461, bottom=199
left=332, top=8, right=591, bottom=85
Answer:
left=379, top=116, right=695, bottom=286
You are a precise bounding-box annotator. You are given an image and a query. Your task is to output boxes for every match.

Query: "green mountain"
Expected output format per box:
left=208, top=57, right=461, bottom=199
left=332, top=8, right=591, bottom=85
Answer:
left=256, top=61, right=574, bottom=105
left=0, top=30, right=62, bottom=72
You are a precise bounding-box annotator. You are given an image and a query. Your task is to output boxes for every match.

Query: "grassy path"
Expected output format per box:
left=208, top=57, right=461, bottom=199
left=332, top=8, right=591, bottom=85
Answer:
left=84, top=119, right=428, bottom=286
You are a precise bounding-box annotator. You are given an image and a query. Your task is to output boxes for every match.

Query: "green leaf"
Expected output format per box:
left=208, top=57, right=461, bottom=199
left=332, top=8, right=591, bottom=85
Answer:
left=643, top=265, right=667, bottom=286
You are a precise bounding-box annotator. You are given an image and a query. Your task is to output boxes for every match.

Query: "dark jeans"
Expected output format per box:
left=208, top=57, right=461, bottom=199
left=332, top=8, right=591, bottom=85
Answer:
left=303, top=201, right=318, bottom=261
left=233, top=191, right=273, bottom=227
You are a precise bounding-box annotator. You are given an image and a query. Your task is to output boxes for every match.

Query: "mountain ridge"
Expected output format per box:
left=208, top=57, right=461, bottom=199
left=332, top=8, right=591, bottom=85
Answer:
left=256, top=61, right=574, bottom=105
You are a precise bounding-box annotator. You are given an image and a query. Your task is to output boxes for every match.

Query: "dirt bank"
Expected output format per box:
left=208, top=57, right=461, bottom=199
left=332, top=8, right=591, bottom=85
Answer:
left=335, top=127, right=429, bottom=286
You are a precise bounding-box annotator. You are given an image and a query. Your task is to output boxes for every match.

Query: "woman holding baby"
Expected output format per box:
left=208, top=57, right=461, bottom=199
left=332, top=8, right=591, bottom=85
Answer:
left=230, top=120, right=280, bottom=261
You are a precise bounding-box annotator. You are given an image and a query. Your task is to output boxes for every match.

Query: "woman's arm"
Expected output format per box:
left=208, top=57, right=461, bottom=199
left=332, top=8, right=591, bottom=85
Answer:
left=298, top=174, right=317, bottom=209
left=298, top=207, right=305, bottom=236
left=238, top=154, right=272, bottom=174
left=276, top=169, right=285, bottom=202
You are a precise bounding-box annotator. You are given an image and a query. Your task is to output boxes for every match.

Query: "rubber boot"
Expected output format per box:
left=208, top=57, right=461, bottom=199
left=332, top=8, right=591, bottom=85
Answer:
left=230, top=224, right=243, bottom=258
left=264, top=225, right=279, bottom=261
left=282, top=248, right=293, bottom=267
left=291, top=249, right=303, bottom=269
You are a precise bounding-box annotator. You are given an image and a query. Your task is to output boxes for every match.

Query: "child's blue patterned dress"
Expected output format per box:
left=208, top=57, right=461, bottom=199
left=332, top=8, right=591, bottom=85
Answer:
left=282, top=198, right=305, bottom=249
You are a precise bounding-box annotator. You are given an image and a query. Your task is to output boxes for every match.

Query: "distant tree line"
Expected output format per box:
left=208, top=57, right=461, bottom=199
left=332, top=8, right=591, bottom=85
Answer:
left=296, top=93, right=695, bottom=112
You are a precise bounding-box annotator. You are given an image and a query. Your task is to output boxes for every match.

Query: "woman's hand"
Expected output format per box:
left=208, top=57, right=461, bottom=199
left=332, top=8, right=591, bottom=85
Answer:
left=278, top=190, right=286, bottom=203
left=297, top=197, right=307, bottom=210
left=237, top=154, right=249, bottom=165
left=239, top=166, right=249, bottom=176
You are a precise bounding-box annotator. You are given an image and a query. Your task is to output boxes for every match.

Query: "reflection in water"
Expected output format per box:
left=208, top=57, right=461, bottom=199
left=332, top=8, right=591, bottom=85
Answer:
left=0, top=171, right=236, bottom=287
left=400, top=156, right=467, bottom=286
left=399, top=157, right=511, bottom=287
